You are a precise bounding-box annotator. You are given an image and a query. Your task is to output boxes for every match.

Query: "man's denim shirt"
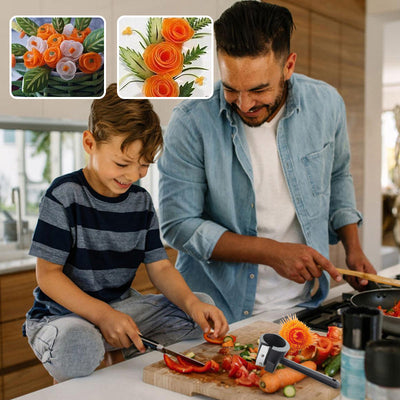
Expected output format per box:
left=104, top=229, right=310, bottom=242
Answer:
left=158, top=73, right=362, bottom=323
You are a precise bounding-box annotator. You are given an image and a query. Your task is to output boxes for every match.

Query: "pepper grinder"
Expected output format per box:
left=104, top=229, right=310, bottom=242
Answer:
left=365, top=339, right=400, bottom=400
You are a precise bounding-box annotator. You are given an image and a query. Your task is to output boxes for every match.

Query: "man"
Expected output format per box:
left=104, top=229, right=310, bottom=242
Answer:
left=158, top=1, right=375, bottom=323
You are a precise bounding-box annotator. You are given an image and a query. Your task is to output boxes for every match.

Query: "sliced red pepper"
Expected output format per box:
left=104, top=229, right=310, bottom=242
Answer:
left=203, top=332, right=225, bottom=345
left=177, top=356, right=212, bottom=373
left=210, top=360, right=220, bottom=372
left=327, top=326, right=343, bottom=356
left=314, top=336, right=333, bottom=366
left=163, top=354, right=193, bottom=373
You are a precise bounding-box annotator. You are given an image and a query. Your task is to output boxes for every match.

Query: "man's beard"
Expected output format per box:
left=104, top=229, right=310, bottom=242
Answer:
left=231, top=77, right=287, bottom=128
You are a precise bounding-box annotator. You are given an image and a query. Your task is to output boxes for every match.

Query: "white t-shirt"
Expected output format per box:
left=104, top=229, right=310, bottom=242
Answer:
left=244, top=106, right=308, bottom=314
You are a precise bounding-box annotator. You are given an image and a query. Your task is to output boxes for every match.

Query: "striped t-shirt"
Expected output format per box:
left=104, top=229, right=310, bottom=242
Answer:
left=26, top=169, right=167, bottom=319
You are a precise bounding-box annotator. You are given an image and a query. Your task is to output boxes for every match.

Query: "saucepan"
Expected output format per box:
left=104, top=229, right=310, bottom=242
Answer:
left=350, top=288, right=400, bottom=336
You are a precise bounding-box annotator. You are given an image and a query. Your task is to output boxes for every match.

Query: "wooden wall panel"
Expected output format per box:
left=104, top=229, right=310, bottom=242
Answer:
left=0, top=271, right=36, bottom=322
left=2, top=320, right=35, bottom=368
left=3, top=363, right=52, bottom=400
left=310, top=0, right=365, bottom=31
left=272, top=0, right=310, bottom=75
left=310, top=13, right=341, bottom=88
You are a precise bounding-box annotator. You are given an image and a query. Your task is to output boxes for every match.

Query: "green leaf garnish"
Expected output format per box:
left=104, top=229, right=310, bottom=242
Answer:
left=15, top=17, right=39, bottom=37
left=22, top=66, right=50, bottom=93
left=146, top=17, right=163, bottom=44
left=119, top=46, right=153, bottom=80
left=179, top=81, right=195, bottom=97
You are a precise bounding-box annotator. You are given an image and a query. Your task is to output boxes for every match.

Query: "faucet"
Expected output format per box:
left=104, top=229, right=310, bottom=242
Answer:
left=11, top=187, right=24, bottom=249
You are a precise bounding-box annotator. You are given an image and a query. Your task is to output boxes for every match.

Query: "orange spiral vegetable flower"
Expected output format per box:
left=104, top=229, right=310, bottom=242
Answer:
left=43, top=47, right=62, bottom=68
left=78, top=52, right=102, bottom=73
left=161, top=18, right=194, bottom=46
left=143, top=42, right=184, bottom=77
left=47, top=33, right=65, bottom=48
left=66, top=28, right=86, bottom=43
left=279, top=316, right=314, bottom=351
left=143, top=74, right=179, bottom=97
left=37, top=23, right=56, bottom=40
left=23, top=48, right=46, bottom=69
left=12, top=54, right=16, bottom=68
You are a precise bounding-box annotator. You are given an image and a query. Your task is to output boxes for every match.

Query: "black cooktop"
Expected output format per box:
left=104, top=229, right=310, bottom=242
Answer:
left=293, top=293, right=353, bottom=332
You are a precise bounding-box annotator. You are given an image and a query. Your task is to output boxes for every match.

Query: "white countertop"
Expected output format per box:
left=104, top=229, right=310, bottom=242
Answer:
left=13, top=264, right=400, bottom=400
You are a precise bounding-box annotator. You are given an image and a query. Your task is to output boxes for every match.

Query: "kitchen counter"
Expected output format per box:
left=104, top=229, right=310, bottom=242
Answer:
left=13, top=264, right=400, bottom=400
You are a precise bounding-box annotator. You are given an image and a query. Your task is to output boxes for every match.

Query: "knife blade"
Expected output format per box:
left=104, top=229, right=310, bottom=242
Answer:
left=139, top=334, right=205, bottom=367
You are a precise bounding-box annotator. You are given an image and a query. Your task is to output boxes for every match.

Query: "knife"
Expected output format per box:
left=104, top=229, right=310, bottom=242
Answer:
left=139, top=334, right=205, bottom=367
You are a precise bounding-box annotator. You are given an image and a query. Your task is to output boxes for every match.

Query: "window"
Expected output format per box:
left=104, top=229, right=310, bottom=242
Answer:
left=0, top=118, right=86, bottom=243
left=0, top=117, right=161, bottom=244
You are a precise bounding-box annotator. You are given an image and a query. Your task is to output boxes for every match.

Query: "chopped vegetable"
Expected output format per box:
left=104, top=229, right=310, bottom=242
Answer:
left=313, top=334, right=333, bottom=366
left=259, top=360, right=317, bottom=393
left=163, top=354, right=193, bottom=373
left=324, top=353, right=341, bottom=377
left=177, top=356, right=212, bottom=373
left=378, top=299, right=400, bottom=317
left=326, top=326, right=343, bottom=356
left=279, top=316, right=314, bottom=351
left=185, top=351, right=195, bottom=358
left=203, top=332, right=224, bottom=344
left=283, top=384, right=296, bottom=398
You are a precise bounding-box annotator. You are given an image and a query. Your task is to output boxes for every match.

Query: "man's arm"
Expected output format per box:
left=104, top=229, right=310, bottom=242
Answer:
left=336, top=223, right=376, bottom=290
left=212, top=231, right=342, bottom=283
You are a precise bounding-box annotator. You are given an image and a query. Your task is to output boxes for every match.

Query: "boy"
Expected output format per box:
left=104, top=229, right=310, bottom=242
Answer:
left=24, top=83, right=228, bottom=383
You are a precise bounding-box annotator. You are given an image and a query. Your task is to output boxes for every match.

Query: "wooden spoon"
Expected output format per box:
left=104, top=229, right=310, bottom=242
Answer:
left=336, top=268, right=400, bottom=288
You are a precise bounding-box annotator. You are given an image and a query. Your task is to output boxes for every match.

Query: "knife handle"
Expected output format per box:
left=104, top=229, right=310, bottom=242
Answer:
left=138, top=334, right=160, bottom=350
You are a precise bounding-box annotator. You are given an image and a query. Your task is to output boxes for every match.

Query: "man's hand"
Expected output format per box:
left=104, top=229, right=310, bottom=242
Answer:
left=187, top=301, right=229, bottom=339
left=96, top=308, right=146, bottom=352
left=345, top=248, right=376, bottom=291
left=268, top=242, right=342, bottom=284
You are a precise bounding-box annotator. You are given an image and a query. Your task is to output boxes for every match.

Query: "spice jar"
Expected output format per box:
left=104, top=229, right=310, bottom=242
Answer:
left=365, top=339, right=400, bottom=400
left=341, top=306, right=382, bottom=400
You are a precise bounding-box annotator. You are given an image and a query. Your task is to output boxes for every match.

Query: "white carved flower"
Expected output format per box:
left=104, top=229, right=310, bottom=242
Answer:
left=62, top=23, right=74, bottom=36
left=60, top=40, right=83, bottom=61
left=26, top=36, right=48, bottom=53
left=56, top=57, right=77, bottom=81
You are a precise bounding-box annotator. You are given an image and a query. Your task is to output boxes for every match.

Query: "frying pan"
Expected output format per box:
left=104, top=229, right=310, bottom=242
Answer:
left=350, top=288, right=400, bottom=336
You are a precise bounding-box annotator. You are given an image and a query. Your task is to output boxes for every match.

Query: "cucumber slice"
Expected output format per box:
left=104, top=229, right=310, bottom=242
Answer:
left=283, top=384, right=296, bottom=398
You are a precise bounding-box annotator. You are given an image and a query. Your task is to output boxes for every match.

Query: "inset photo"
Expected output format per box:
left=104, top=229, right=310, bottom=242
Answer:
left=118, top=16, right=213, bottom=99
left=10, top=16, right=105, bottom=98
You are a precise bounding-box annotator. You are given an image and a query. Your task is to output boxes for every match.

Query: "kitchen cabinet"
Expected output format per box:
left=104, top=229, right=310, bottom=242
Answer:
left=0, top=247, right=178, bottom=400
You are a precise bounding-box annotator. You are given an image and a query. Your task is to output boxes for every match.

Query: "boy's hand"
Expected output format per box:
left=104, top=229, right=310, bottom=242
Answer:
left=188, top=302, right=229, bottom=339
left=96, top=308, right=146, bottom=352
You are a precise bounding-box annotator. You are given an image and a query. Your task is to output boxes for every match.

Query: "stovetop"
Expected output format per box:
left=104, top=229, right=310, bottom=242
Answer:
left=295, top=292, right=353, bottom=332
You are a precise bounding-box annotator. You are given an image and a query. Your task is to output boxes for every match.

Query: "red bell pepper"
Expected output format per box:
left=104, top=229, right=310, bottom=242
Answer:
left=314, top=335, right=333, bottom=366
left=327, top=326, right=343, bottom=356
left=176, top=356, right=212, bottom=373
left=203, top=332, right=225, bottom=344
left=163, top=354, right=193, bottom=373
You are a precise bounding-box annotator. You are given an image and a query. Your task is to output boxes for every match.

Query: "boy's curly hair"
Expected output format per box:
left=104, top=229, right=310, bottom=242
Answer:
left=88, top=83, right=163, bottom=163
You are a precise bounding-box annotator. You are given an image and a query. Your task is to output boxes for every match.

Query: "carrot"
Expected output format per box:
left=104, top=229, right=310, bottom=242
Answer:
left=259, top=361, right=317, bottom=393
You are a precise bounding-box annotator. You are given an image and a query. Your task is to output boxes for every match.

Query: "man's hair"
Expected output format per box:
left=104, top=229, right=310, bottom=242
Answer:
left=88, top=83, right=163, bottom=163
left=214, top=1, right=294, bottom=60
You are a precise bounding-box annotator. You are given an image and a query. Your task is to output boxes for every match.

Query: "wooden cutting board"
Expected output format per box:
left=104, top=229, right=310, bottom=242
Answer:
left=143, top=320, right=340, bottom=399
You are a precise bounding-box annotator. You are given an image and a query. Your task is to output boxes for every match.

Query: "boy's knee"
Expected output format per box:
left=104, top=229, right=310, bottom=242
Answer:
left=46, top=324, right=105, bottom=382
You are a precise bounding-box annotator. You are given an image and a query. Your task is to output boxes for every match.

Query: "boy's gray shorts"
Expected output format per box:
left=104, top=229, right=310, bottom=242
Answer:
left=25, top=289, right=213, bottom=382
